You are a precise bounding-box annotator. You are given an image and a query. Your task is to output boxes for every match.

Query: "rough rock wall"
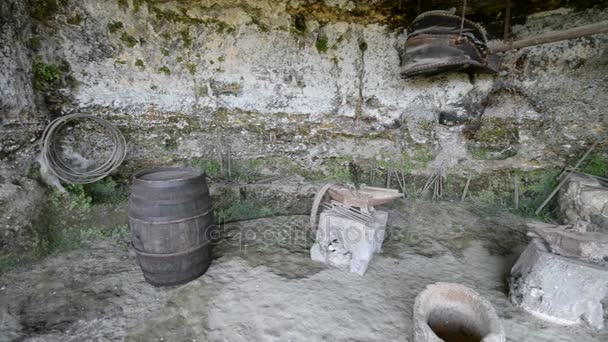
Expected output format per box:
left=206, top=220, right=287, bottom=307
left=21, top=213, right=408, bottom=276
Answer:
left=0, top=0, right=606, bottom=181
left=0, top=1, right=36, bottom=121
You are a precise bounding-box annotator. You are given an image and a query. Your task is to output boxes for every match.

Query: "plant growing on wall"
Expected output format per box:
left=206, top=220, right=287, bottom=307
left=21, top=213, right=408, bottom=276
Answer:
left=32, top=58, right=61, bottom=90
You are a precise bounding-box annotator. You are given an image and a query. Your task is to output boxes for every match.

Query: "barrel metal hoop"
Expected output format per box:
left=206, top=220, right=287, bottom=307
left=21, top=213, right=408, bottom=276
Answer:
left=132, top=240, right=212, bottom=258
left=128, top=208, right=212, bottom=225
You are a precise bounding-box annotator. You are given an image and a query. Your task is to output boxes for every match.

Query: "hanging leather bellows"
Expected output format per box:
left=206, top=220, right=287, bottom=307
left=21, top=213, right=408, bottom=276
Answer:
left=400, top=10, right=501, bottom=78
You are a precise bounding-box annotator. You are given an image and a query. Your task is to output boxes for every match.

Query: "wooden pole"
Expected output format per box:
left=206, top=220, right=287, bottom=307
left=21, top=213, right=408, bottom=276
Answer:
left=535, top=142, right=598, bottom=215
left=503, top=0, right=511, bottom=41
left=492, top=20, right=608, bottom=53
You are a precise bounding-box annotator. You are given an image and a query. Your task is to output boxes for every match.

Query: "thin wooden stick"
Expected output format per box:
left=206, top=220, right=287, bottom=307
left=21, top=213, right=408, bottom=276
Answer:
left=440, top=174, right=444, bottom=200
left=370, top=161, right=376, bottom=185
left=432, top=176, right=437, bottom=202
left=227, top=145, right=232, bottom=180
left=503, top=0, right=511, bottom=41
left=458, top=0, right=467, bottom=40
left=535, top=141, right=598, bottom=214
left=420, top=172, right=438, bottom=197
left=395, top=170, right=404, bottom=192
left=461, top=174, right=472, bottom=202
left=513, top=174, right=519, bottom=210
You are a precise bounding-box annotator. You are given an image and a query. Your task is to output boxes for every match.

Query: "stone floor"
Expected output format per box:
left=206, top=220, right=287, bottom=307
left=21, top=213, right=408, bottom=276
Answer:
left=1, top=200, right=607, bottom=341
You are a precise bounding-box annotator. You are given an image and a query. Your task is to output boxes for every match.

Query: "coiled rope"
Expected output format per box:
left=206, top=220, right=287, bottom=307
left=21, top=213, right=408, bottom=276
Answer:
left=41, top=114, right=127, bottom=184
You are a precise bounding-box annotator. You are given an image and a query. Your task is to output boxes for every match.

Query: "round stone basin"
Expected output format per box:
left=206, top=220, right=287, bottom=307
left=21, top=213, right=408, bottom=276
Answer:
left=413, top=282, right=506, bottom=342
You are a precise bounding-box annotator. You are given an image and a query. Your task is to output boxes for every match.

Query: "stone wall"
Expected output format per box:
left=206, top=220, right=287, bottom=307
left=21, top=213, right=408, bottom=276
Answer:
left=0, top=0, right=607, bottom=181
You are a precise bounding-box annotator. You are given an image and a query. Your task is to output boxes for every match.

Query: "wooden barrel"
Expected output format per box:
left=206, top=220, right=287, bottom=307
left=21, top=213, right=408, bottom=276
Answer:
left=129, top=167, right=213, bottom=286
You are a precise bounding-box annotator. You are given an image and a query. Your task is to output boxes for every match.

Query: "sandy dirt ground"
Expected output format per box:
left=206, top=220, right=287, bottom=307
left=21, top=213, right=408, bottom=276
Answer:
left=1, top=200, right=606, bottom=341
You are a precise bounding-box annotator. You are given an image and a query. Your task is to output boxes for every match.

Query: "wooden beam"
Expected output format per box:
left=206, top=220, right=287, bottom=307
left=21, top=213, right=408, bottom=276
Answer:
left=492, top=20, right=608, bottom=53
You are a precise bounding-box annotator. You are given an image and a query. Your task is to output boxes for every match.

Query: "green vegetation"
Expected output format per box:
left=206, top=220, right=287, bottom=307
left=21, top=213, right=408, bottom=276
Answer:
left=251, top=16, right=270, bottom=32
left=178, top=29, right=193, bottom=48
left=79, top=224, right=130, bottom=245
left=29, top=36, right=42, bottom=50
left=66, top=13, right=82, bottom=25
left=318, top=157, right=353, bottom=182
left=47, top=178, right=126, bottom=210
left=30, top=0, right=67, bottom=23
left=0, top=255, right=19, bottom=274
left=117, top=0, right=129, bottom=10
left=176, top=56, right=184, bottom=63
left=315, top=35, right=329, bottom=53
left=49, top=184, right=92, bottom=210
left=133, top=0, right=145, bottom=12
left=120, top=32, right=138, bottom=47
left=150, top=6, right=205, bottom=25
left=158, top=66, right=171, bottom=75
left=114, top=59, right=127, bottom=65
left=514, top=170, right=559, bottom=222
left=473, top=117, right=519, bottom=146
left=215, top=20, right=236, bottom=34
left=187, top=63, right=197, bottom=75
left=32, top=220, right=129, bottom=259
left=161, top=47, right=170, bottom=56
left=83, top=177, right=127, bottom=204
left=32, top=218, right=80, bottom=258
left=579, top=153, right=608, bottom=177
left=32, top=59, right=61, bottom=90
left=135, top=59, right=145, bottom=70
left=107, top=20, right=124, bottom=33
left=462, top=169, right=559, bottom=222
left=191, top=157, right=295, bottom=183
left=217, top=56, right=225, bottom=62
left=29, top=177, right=129, bottom=259
left=192, top=158, right=222, bottom=178
left=230, top=159, right=266, bottom=182
left=471, top=147, right=490, bottom=160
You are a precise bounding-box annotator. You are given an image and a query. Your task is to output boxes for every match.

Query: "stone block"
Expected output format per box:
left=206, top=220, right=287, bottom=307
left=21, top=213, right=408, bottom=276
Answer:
left=509, top=238, right=608, bottom=329
left=310, top=210, right=387, bottom=275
